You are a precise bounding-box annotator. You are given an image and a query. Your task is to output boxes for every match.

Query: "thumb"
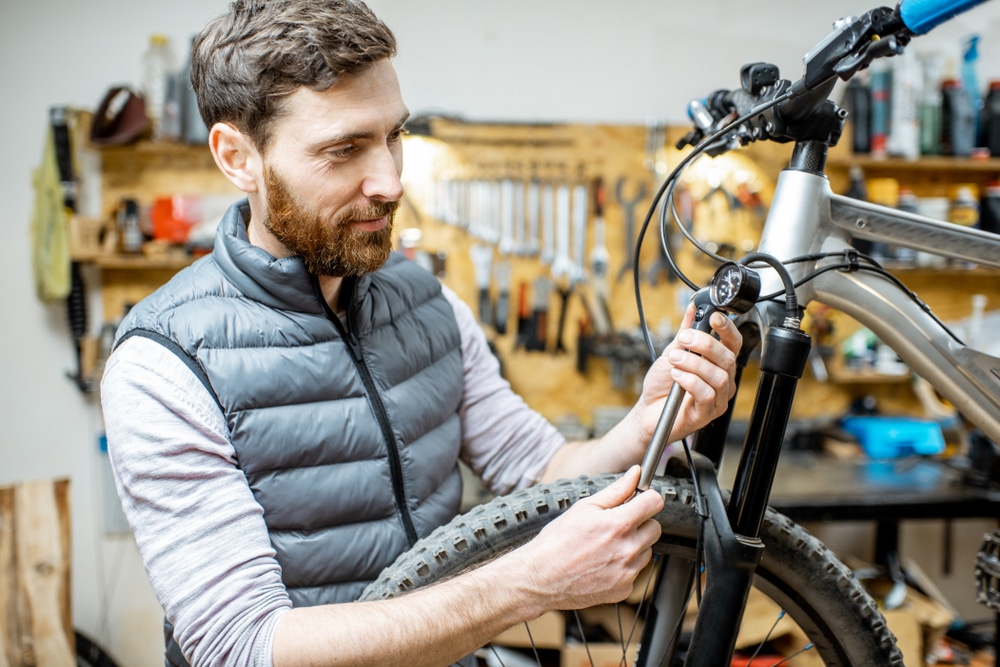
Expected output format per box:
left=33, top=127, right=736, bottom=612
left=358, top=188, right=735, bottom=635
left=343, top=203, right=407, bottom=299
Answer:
left=589, top=465, right=641, bottom=509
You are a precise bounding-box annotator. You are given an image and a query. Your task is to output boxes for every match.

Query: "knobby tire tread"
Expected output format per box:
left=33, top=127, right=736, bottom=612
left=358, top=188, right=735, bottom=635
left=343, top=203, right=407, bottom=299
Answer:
left=360, top=473, right=904, bottom=666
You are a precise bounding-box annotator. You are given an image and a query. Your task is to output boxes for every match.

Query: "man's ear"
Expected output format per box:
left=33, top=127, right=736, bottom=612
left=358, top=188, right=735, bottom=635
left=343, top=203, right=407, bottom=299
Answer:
left=209, top=123, right=260, bottom=193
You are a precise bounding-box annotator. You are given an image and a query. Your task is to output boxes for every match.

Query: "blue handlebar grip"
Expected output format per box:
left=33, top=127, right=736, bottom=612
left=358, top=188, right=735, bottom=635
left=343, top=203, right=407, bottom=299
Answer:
left=899, top=0, right=991, bottom=34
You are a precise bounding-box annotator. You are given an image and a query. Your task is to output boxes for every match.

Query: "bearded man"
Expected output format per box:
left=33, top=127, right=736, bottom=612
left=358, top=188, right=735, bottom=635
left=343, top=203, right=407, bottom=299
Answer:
left=100, top=2, right=742, bottom=666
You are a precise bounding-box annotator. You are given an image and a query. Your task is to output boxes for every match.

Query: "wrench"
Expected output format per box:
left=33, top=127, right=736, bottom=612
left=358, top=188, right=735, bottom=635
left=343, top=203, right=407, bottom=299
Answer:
left=499, top=177, right=514, bottom=255
left=540, top=181, right=555, bottom=266
left=526, top=176, right=540, bottom=257
left=615, top=177, right=648, bottom=283
left=551, top=183, right=573, bottom=281
left=571, top=178, right=588, bottom=286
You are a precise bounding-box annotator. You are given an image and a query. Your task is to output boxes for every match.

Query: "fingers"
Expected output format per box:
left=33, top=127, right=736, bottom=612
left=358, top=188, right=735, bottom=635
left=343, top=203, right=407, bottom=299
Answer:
left=710, top=311, right=743, bottom=359
left=587, top=467, right=664, bottom=520
left=667, top=313, right=740, bottom=395
left=587, top=465, right=642, bottom=510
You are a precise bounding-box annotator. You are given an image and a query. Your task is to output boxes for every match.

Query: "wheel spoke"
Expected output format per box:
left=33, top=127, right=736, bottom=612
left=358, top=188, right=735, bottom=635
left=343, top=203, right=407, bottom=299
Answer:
left=765, top=642, right=815, bottom=666
left=744, top=610, right=786, bottom=667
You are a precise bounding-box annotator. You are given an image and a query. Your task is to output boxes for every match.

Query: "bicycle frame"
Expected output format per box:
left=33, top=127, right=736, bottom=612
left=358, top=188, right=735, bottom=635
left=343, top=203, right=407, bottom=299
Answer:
left=640, top=137, right=1000, bottom=666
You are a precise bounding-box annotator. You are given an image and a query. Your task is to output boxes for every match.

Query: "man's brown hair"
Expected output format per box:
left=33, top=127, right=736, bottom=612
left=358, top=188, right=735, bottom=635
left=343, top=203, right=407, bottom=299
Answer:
left=190, top=0, right=397, bottom=151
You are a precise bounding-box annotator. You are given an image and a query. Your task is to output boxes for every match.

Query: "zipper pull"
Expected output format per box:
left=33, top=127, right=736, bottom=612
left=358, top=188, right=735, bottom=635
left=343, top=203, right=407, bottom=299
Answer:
left=344, top=328, right=364, bottom=362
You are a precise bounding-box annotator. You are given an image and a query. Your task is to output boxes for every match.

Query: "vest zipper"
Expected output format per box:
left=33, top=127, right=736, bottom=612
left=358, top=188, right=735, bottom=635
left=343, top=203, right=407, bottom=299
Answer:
left=314, top=278, right=419, bottom=547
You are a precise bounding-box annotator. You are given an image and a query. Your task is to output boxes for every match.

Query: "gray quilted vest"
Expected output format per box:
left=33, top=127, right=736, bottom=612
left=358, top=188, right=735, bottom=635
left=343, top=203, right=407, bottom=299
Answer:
left=115, top=200, right=466, bottom=666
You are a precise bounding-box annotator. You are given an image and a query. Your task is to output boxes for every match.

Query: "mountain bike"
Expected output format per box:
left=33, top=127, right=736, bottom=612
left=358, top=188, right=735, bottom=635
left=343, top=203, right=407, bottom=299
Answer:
left=361, top=0, right=1000, bottom=664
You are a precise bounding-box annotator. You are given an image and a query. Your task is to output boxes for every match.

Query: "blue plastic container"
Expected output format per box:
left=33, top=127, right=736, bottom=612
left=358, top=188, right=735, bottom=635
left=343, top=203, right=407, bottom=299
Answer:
left=840, top=416, right=947, bottom=458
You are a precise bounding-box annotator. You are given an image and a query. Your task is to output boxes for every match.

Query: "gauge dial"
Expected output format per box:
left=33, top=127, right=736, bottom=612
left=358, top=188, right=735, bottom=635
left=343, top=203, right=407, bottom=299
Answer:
left=710, top=262, right=760, bottom=313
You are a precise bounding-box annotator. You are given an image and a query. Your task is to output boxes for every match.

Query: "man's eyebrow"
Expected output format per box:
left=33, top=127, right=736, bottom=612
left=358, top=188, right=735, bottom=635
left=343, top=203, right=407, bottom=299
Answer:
left=315, top=111, right=411, bottom=147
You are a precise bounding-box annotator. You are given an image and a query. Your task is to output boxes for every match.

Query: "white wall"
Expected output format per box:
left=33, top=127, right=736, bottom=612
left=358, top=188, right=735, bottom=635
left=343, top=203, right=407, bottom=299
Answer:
left=1, top=1, right=998, bottom=664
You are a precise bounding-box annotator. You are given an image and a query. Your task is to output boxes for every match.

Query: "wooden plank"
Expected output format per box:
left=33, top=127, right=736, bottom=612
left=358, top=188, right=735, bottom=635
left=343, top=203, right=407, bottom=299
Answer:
left=0, top=479, right=73, bottom=667
left=0, top=486, right=14, bottom=667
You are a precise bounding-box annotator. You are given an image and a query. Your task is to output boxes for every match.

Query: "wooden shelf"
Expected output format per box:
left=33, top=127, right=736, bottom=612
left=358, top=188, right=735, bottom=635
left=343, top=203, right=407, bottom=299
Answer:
left=92, top=253, right=195, bottom=271
left=829, top=154, right=1000, bottom=174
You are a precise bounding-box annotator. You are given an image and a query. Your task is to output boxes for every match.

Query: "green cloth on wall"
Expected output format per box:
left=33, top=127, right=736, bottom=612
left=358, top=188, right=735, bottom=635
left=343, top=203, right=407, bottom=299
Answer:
left=31, top=123, right=72, bottom=302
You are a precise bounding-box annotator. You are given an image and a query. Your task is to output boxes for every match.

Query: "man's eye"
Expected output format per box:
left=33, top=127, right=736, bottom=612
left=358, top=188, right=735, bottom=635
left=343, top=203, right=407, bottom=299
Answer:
left=330, top=145, right=357, bottom=159
left=389, top=128, right=409, bottom=143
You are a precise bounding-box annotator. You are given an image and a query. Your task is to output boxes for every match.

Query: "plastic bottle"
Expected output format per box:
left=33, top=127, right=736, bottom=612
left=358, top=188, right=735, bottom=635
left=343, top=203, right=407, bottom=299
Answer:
left=960, top=35, right=983, bottom=145
left=948, top=185, right=979, bottom=268
left=180, top=38, right=209, bottom=144
left=869, top=62, right=892, bottom=157
left=941, top=78, right=975, bottom=156
left=949, top=185, right=980, bottom=228
left=919, top=55, right=943, bottom=155
left=845, top=75, right=871, bottom=154
left=118, top=199, right=144, bottom=254
left=984, top=80, right=1000, bottom=158
left=888, top=49, right=922, bottom=159
left=142, top=34, right=177, bottom=141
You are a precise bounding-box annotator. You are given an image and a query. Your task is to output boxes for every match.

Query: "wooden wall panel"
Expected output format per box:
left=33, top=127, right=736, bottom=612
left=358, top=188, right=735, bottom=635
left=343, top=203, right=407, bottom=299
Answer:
left=0, top=479, right=73, bottom=667
left=88, top=125, right=998, bottom=430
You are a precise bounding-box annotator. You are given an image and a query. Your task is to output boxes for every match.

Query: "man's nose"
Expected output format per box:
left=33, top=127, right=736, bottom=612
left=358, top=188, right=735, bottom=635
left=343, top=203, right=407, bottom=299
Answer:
left=361, top=144, right=404, bottom=202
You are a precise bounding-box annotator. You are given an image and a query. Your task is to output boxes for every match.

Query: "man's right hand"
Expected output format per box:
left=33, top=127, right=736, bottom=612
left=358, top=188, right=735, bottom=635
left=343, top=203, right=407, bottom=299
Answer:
left=508, top=465, right=664, bottom=611
left=273, top=467, right=664, bottom=667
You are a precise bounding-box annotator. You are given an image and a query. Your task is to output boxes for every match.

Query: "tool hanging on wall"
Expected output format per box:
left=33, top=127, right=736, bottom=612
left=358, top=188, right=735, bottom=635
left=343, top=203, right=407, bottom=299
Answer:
left=540, top=178, right=556, bottom=266
left=551, top=178, right=575, bottom=353
left=493, top=259, right=511, bottom=335
left=514, top=280, right=531, bottom=349
left=47, top=106, right=93, bottom=391
left=525, top=275, right=552, bottom=352
left=697, top=183, right=745, bottom=261
left=470, top=243, right=493, bottom=325
left=587, top=176, right=612, bottom=336
left=643, top=118, right=678, bottom=285
left=498, top=176, right=515, bottom=255
left=614, top=177, right=647, bottom=283
left=525, top=169, right=541, bottom=258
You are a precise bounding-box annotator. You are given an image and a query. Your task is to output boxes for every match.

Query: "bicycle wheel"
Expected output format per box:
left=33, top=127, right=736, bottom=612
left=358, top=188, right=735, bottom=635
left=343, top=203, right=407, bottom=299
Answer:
left=361, top=474, right=904, bottom=666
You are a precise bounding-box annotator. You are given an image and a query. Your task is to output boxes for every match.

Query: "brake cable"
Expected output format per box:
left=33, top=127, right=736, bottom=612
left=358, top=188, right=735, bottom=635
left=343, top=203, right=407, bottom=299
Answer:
left=634, top=87, right=795, bottom=362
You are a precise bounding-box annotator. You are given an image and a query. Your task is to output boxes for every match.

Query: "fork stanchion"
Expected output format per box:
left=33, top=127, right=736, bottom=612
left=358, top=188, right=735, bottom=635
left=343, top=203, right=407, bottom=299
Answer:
left=727, top=323, right=812, bottom=538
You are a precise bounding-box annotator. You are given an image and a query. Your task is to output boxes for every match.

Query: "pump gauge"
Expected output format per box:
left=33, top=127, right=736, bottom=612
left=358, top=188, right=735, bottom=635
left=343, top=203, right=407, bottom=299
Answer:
left=709, top=262, right=760, bottom=313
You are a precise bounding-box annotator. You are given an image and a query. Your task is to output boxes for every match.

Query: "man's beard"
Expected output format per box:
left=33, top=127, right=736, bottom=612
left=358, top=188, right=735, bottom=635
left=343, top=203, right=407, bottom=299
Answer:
left=262, top=165, right=397, bottom=277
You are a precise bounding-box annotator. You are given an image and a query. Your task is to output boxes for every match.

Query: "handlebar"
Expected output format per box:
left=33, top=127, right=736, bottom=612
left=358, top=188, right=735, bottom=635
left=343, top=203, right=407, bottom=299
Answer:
left=678, top=0, right=993, bottom=155
left=899, top=0, right=992, bottom=34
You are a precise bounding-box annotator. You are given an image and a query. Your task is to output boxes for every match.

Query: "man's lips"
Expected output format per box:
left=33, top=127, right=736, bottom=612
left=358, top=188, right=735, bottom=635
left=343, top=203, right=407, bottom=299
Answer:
left=350, top=216, right=388, bottom=232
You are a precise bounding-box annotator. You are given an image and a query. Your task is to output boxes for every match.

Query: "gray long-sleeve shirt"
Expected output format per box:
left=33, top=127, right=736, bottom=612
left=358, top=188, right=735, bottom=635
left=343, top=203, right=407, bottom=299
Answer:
left=101, top=286, right=565, bottom=667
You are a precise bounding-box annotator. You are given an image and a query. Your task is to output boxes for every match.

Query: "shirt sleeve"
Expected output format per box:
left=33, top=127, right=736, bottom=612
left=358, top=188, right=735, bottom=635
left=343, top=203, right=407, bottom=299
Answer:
left=101, top=336, right=289, bottom=667
left=441, top=286, right=567, bottom=495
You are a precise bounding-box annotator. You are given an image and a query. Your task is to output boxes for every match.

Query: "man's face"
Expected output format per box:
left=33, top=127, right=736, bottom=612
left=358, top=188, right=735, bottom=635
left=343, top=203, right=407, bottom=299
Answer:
left=254, top=59, right=408, bottom=277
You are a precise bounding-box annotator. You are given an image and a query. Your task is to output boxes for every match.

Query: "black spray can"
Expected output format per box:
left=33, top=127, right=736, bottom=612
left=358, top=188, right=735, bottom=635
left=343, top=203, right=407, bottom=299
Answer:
left=941, top=78, right=975, bottom=157
left=984, top=80, right=1000, bottom=157
left=845, top=77, right=872, bottom=154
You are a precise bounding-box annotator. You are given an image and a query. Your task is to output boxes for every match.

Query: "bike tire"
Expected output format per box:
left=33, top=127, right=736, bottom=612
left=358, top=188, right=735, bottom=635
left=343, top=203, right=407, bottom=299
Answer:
left=361, top=473, right=904, bottom=666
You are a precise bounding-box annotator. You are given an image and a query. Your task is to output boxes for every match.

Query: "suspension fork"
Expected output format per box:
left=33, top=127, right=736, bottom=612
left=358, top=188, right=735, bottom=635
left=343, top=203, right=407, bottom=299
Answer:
left=684, top=313, right=811, bottom=667
left=634, top=322, right=760, bottom=667
left=638, top=310, right=811, bottom=667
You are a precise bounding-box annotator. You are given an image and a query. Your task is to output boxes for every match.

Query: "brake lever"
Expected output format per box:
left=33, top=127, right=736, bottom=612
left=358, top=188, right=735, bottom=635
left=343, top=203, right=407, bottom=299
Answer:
left=833, top=34, right=906, bottom=80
